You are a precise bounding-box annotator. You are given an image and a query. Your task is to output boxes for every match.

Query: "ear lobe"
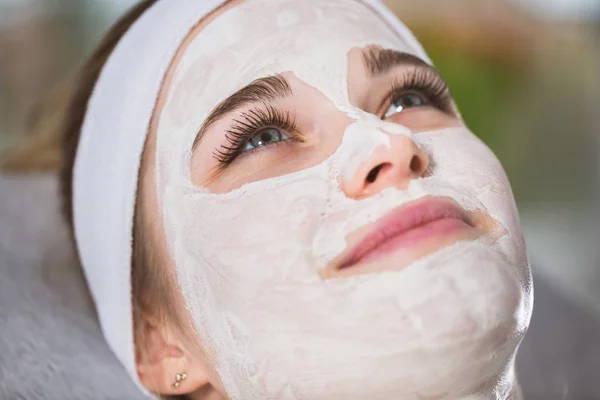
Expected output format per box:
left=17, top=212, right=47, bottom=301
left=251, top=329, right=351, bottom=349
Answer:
left=135, top=318, right=212, bottom=396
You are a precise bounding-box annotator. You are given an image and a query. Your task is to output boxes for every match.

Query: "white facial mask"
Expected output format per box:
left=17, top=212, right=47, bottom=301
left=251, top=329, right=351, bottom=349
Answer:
left=155, top=1, right=532, bottom=399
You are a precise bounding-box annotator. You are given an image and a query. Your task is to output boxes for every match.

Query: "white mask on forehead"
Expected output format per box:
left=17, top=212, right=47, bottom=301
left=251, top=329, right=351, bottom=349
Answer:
left=155, top=0, right=532, bottom=399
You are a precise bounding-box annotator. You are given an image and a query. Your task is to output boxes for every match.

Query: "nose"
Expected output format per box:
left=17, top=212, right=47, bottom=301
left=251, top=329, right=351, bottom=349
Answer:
left=342, top=133, right=429, bottom=199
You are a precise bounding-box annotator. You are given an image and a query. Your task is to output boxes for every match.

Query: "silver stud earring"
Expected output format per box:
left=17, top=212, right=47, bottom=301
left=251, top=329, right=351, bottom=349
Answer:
left=172, top=372, right=188, bottom=389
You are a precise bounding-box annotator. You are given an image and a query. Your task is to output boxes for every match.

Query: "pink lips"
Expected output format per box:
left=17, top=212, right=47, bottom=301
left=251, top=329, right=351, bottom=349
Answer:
left=336, top=197, right=475, bottom=271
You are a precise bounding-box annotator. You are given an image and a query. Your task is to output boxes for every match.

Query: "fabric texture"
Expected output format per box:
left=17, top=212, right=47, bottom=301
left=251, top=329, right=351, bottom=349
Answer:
left=72, top=0, right=232, bottom=393
left=0, top=175, right=146, bottom=400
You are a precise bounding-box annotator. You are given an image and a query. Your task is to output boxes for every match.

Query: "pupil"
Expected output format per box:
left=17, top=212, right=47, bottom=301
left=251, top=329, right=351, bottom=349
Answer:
left=261, top=132, right=272, bottom=143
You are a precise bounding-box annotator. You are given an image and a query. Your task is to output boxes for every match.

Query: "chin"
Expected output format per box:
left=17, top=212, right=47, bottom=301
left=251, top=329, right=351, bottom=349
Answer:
left=238, top=241, right=526, bottom=400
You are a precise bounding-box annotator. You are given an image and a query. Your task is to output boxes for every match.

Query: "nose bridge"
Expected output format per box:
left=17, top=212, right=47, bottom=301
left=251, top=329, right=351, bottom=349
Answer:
left=339, top=120, right=429, bottom=198
left=386, top=127, right=417, bottom=151
left=366, top=120, right=423, bottom=159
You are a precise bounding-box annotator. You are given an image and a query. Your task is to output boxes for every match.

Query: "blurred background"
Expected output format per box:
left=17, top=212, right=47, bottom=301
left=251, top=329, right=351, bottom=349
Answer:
left=0, top=0, right=599, bottom=397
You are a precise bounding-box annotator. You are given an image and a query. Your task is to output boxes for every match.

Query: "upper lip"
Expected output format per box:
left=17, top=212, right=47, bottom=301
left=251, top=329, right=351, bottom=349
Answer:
left=334, top=196, right=473, bottom=270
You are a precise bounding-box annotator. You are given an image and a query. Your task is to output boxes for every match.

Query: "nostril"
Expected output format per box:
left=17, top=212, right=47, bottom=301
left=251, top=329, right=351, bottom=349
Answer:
left=366, top=163, right=386, bottom=184
left=410, top=155, right=423, bottom=175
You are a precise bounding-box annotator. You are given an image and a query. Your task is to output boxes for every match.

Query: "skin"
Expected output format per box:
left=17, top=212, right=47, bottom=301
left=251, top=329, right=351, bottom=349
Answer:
left=135, top=0, right=503, bottom=398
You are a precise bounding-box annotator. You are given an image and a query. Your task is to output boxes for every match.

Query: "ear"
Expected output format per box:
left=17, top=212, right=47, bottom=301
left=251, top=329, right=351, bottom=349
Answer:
left=135, top=317, right=213, bottom=396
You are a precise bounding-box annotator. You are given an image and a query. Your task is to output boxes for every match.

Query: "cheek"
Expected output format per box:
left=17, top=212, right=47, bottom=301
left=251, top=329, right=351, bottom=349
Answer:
left=174, top=172, right=334, bottom=284
left=419, top=128, right=511, bottom=193
left=418, top=128, right=527, bottom=262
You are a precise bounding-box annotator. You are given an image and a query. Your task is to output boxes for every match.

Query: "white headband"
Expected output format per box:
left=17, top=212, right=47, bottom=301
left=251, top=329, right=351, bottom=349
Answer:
left=72, top=0, right=429, bottom=394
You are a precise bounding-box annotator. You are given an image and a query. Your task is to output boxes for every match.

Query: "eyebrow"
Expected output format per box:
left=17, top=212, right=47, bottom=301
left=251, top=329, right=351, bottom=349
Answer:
left=361, top=46, right=429, bottom=77
left=192, top=75, right=292, bottom=150
left=192, top=48, right=429, bottom=151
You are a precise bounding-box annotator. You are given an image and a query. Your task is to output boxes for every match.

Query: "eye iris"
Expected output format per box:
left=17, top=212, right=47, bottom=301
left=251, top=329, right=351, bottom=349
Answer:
left=394, top=93, right=425, bottom=110
left=250, top=128, right=282, bottom=148
left=385, top=92, right=427, bottom=118
left=400, top=93, right=424, bottom=108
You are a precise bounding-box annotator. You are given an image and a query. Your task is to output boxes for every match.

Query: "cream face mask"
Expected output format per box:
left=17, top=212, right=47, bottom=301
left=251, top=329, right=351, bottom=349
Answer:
left=155, top=0, right=532, bottom=398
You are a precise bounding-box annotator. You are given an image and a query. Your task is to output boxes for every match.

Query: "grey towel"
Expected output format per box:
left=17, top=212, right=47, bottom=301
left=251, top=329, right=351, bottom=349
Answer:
left=0, top=174, right=145, bottom=400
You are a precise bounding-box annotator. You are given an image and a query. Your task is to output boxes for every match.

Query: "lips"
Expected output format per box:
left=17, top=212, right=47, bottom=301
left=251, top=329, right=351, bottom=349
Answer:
left=334, top=196, right=477, bottom=272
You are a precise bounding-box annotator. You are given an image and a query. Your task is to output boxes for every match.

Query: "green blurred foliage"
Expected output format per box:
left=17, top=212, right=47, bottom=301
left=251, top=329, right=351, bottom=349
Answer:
left=419, top=29, right=598, bottom=203
left=417, top=33, right=526, bottom=150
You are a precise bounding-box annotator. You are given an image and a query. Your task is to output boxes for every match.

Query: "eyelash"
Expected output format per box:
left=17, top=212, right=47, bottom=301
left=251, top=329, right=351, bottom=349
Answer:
left=213, top=69, right=452, bottom=167
left=213, top=105, right=299, bottom=166
left=387, top=68, right=453, bottom=116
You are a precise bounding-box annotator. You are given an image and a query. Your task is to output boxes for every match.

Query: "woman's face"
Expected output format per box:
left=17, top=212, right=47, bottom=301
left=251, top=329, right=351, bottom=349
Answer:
left=149, top=0, right=532, bottom=398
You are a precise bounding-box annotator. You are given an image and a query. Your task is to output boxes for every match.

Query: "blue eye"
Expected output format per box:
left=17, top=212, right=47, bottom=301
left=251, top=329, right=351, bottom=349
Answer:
left=215, top=106, right=299, bottom=166
left=384, top=92, right=428, bottom=119
left=243, top=128, right=290, bottom=152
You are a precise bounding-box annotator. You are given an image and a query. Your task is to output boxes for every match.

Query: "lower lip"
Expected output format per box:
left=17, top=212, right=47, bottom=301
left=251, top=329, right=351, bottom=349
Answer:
left=354, top=217, right=474, bottom=266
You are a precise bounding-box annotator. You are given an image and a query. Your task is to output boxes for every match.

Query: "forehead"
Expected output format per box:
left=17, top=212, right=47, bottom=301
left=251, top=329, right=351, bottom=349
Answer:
left=164, top=0, right=423, bottom=128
